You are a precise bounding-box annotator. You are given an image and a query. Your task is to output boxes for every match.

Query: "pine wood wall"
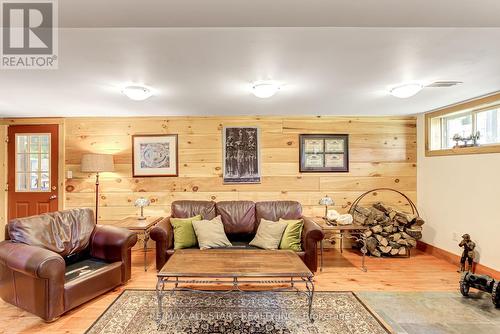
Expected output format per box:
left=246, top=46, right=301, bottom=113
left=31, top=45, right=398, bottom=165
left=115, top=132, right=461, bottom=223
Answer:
left=63, top=116, right=417, bottom=222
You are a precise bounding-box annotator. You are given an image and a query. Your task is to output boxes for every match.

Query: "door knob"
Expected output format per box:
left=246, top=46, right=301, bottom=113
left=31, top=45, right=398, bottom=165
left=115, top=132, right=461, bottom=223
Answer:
left=49, top=195, right=57, bottom=200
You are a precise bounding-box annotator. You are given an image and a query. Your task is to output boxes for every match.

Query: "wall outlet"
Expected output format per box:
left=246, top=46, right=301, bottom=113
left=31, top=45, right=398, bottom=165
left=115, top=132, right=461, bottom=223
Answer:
left=67, top=170, right=73, bottom=179
left=452, top=232, right=458, bottom=242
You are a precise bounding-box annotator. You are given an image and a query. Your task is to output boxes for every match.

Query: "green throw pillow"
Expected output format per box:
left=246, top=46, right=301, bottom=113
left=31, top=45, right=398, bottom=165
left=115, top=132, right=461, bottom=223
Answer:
left=170, top=215, right=202, bottom=249
left=279, top=218, right=304, bottom=251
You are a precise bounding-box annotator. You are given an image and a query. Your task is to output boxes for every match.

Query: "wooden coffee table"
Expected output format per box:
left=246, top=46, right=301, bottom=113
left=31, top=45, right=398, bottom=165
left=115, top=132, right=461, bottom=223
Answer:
left=156, top=249, right=315, bottom=322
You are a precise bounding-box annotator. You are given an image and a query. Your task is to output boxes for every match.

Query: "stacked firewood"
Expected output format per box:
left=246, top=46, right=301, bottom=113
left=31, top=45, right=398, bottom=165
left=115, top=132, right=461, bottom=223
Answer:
left=353, top=202, right=425, bottom=257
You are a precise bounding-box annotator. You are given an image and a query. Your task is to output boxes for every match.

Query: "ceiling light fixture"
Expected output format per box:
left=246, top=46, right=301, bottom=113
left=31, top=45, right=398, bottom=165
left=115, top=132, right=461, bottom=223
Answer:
left=252, top=81, right=281, bottom=98
left=389, top=83, right=424, bottom=98
left=121, top=85, right=153, bottom=101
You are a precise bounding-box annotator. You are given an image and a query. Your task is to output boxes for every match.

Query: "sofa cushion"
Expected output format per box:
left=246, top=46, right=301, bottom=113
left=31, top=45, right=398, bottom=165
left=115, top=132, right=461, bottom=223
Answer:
left=8, top=208, right=95, bottom=258
left=192, top=216, right=232, bottom=250
left=255, top=201, right=302, bottom=227
left=171, top=201, right=216, bottom=220
left=249, top=219, right=288, bottom=250
left=216, top=201, right=255, bottom=236
left=279, top=218, right=304, bottom=251
left=171, top=215, right=202, bottom=249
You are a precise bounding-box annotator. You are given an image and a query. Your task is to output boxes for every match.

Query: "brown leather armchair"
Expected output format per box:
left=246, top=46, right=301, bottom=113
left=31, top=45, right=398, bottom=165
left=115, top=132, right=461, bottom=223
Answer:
left=0, top=208, right=137, bottom=322
left=151, top=200, right=324, bottom=272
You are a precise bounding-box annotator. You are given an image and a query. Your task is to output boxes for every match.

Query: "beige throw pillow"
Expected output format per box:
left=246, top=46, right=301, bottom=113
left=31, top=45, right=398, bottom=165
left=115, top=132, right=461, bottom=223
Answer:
left=192, top=215, right=232, bottom=250
left=249, top=219, right=288, bottom=250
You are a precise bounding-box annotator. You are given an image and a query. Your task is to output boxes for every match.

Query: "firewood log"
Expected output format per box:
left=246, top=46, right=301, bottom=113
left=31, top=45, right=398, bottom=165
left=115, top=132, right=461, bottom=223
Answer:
left=413, top=217, right=425, bottom=226
left=369, top=207, right=385, bottom=221
left=389, top=241, right=401, bottom=249
left=400, top=232, right=411, bottom=239
left=390, top=233, right=401, bottom=241
left=407, top=238, right=417, bottom=247
left=398, top=247, right=407, bottom=255
left=375, top=235, right=389, bottom=247
left=363, top=230, right=373, bottom=238
left=371, top=225, right=383, bottom=233
left=373, top=202, right=393, bottom=214
left=383, top=225, right=393, bottom=233
left=371, top=249, right=382, bottom=257
left=397, top=239, right=409, bottom=246
left=396, top=212, right=416, bottom=223
left=379, top=245, right=392, bottom=253
left=366, top=237, right=378, bottom=253
left=353, top=211, right=367, bottom=225
left=355, top=206, right=372, bottom=217
left=390, top=248, right=400, bottom=255
left=406, top=229, right=422, bottom=240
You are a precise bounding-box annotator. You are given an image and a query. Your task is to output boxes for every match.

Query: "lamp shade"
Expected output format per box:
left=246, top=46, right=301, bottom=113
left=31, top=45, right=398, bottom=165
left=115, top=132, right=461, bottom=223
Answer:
left=319, top=195, right=334, bottom=206
left=134, top=197, right=151, bottom=208
left=81, top=154, right=115, bottom=173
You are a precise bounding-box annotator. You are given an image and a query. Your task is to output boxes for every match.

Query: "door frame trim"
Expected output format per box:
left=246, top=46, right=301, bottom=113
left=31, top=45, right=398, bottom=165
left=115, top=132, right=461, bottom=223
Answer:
left=1, top=118, right=65, bottom=213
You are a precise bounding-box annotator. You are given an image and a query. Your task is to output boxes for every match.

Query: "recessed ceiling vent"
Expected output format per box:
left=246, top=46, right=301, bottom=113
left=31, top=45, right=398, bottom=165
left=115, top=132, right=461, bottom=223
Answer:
left=426, top=81, right=463, bottom=88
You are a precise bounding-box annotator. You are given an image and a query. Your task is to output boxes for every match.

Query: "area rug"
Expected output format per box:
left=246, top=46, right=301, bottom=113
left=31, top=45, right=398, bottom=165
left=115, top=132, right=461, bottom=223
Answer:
left=357, top=291, right=500, bottom=334
left=85, top=289, right=391, bottom=334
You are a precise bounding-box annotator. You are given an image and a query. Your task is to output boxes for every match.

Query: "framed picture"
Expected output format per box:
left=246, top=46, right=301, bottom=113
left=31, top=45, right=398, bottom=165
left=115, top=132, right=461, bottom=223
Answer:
left=132, top=134, right=178, bottom=177
left=223, top=126, right=261, bottom=184
left=299, top=134, right=349, bottom=172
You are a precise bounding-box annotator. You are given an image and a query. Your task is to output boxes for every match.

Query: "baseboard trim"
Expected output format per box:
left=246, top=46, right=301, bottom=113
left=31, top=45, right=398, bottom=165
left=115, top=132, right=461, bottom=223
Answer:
left=417, top=241, right=499, bottom=278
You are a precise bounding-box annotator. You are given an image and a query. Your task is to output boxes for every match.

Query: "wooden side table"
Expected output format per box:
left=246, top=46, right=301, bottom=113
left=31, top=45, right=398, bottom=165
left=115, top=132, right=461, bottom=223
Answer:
left=313, top=217, right=369, bottom=272
left=112, top=216, right=163, bottom=271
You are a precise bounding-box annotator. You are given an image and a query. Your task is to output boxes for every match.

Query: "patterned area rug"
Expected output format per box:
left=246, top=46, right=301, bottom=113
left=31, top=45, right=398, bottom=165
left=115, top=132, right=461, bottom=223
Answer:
left=86, top=290, right=391, bottom=334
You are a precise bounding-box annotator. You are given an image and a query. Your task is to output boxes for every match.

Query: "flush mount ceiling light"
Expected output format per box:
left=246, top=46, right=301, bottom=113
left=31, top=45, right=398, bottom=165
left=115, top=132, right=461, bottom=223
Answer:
left=252, top=81, right=281, bottom=98
left=389, top=82, right=424, bottom=98
left=121, top=85, right=153, bottom=101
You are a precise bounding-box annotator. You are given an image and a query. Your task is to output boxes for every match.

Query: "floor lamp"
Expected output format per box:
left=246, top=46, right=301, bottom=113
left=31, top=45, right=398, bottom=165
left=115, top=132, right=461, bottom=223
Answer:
left=81, top=154, right=115, bottom=223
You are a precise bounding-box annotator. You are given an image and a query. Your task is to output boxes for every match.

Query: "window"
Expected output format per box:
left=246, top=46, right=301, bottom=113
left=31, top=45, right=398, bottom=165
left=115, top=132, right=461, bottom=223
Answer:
left=425, top=94, right=500, bottom=156
left=15, top=134, right=51, bottom=192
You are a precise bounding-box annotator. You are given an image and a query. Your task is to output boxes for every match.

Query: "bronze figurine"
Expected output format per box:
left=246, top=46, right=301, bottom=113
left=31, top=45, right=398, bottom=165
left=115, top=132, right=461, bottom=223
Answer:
left=458, top=234, right=475, bottom=272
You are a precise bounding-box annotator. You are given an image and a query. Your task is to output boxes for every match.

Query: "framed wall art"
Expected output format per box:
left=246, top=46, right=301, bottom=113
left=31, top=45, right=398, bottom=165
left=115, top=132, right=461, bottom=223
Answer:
left=299, top=134, right=349, bottom=172
left=132, top=134, right=178, bottom=177
left=223, top=126, right=261, bottom=183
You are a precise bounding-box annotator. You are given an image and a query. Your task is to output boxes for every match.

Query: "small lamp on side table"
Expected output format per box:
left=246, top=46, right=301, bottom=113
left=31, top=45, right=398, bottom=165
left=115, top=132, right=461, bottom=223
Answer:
left=134, top=197, right=151, bottom=220
left=319, top=195, right=334, bottom=219
left=81, top=154, right=114, bottom=223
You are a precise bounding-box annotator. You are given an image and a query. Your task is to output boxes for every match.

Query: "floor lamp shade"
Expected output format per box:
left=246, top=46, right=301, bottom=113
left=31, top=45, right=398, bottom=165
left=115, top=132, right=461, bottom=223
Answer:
left=81, top=154, right=114, bottom=223
left=81, top=154, right=115, bottom=173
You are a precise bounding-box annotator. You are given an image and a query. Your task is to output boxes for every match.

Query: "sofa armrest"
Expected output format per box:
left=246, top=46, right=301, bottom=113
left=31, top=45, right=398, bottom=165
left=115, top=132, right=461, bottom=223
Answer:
left=90, top=225, right=137, bottom=282
left=0, top=240, right=65, bottom=279
left=150, top=217, right=172, bottom=271
left=0, top=241, right=65, bottom=321
left=300, top=217, right=324, bottom=272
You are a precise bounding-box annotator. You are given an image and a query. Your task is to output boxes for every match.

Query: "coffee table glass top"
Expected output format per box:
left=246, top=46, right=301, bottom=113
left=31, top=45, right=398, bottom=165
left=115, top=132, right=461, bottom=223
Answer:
left=158, top=249, right=313, bottom=278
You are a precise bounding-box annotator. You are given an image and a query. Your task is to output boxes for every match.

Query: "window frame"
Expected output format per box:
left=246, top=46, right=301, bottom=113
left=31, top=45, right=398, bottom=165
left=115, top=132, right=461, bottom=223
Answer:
left=425, top=92, right=500, bottom=157
left=14, top=133, right=52, bottom=192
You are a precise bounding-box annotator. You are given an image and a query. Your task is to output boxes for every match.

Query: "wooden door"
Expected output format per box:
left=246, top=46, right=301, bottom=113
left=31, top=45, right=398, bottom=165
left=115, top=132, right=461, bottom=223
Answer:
left=8, top=124, right=59, bottom=220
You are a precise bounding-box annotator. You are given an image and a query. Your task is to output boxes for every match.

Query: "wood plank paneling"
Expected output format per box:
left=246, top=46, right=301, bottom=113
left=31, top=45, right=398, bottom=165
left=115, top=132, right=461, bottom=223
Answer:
left=0, top=125, right=6, bottom=240
left=63, top=116, right=417, bottom=222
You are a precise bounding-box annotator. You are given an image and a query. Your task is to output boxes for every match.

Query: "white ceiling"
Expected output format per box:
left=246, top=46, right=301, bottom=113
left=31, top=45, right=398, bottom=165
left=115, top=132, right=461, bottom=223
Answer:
left=61, top=0, right=500, bottom=28
left=1, top=28, right=500, bottom=117
left=4, top=0, right=500, bottom=117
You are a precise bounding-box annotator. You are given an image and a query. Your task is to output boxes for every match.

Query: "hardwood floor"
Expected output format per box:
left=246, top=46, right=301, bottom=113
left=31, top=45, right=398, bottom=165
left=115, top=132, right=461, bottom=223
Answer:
left=0, top=248, right=461, bottom=334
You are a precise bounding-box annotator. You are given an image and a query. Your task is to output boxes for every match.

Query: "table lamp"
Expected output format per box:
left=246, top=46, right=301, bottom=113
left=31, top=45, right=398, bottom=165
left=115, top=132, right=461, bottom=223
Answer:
left=134, top=197, right=151, bottom=220
left=319, top=195, right=334, bottom=218
left=81, top=154, right=114, bottom=223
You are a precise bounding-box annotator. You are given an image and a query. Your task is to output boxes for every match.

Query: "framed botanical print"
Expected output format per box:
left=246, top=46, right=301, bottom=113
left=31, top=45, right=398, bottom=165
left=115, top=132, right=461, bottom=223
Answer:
left=299, top=134, right=349, bottom=172
left=223, top=126, right=261, bottom=184
left=132, top=134, right=178, bottom=177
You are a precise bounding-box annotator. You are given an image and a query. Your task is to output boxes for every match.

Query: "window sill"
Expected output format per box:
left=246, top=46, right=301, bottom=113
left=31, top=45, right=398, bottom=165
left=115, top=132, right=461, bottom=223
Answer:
left=425, top=144, right=500, bottom=157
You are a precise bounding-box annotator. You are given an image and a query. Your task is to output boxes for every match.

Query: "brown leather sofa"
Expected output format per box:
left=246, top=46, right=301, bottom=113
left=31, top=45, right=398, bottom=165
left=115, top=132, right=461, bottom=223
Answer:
left=150, top=200, right=324, bottom=272
left=0, top=208, right=137, bottom=322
